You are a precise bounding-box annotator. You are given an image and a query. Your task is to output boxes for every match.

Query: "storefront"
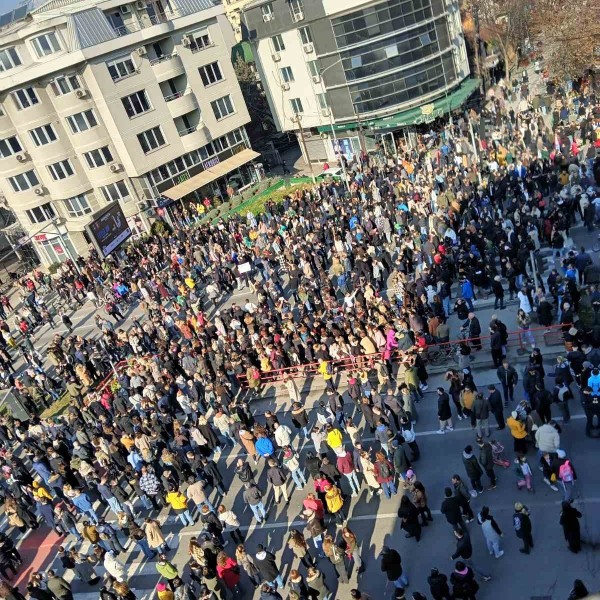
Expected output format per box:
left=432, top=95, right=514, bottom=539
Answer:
left=33, top=232, right=77, bottom=266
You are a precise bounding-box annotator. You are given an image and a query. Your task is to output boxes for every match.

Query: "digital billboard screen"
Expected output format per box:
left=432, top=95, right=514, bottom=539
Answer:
left=87, top=202, right=132, bottom=257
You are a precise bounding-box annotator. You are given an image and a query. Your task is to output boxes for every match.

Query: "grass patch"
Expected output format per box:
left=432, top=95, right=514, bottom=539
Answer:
left=40, top=391, right=71, bottom=419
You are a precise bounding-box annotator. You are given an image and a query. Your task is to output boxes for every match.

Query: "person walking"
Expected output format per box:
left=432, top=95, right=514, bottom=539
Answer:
left=287, top=530, right=315, bottom=570
left=374, top=451, right=397, bottom=499
left=450, top=529, right=491, bottom=582
left=336, top=448, right=360, bottom=497
left=380, top=546, right=408, bottom=589
left=266, top=459, right=290, bottom=505
left=341, top=526, right=364, bottom=574
left=165, top=485, right=194, bottom=528
left=235, top=545, right=261, bottom=588
left=427, top=568, right=452, bottom=600
left=412, top=481, right=433, bottom=526
left=450, top=561, right=480, bottom=600
left=217, top=505, right=244, bottom=545
left=282, top=447, right=307, bottom=490
left=476, top=437, right=496, bottom=489
left=46, top=571, right=73, bottom=600
left=452, top=475, right=475, bottom=522
left=513, top=503, right=534, bottom=554
left=486, top=385, right=505, bottom=430
left=254, top=545, right=283, bottom=591
left=436, top=387, right=454, bottom=434
left=476, top=507, right=503, bottom=558
left=305, top=567, right=331, bottom=600
left=472, top=394, right=490, bottom=438
left=506, top=411, right=528, bottom=458
left=324, top=483, right=346, bottom=527
left=397, top=494, right=422, bottom=542
left=243, top=481, right=267, bottom=524
left=441, top=488, right=465, bottom=530
left=559, top=501, right=582, bottom=554
left=462, top=446, right=483, bottom=495
left=322, top=534, right=349, bottom=584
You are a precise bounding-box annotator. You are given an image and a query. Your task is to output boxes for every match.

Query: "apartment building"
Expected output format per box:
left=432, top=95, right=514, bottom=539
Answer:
left=243, top=0, right=474, bottom=163
left=0, top=0, right=258, bottom=266
left=220, top=0, right=255, bottom=40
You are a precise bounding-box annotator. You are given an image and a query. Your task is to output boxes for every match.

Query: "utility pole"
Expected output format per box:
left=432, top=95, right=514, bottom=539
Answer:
left=472, top=3, right=485, bottom=95
left=293, top=113, right=316, bottom=183
left=468, top=117, right=482, bottom=184
left=354, top=105, right=367, bottom=155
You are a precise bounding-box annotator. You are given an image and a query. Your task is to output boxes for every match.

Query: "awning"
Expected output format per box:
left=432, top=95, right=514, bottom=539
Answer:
left=317, top=78, right=481, bottom=134
left=162, top=148, right=261, bottom=201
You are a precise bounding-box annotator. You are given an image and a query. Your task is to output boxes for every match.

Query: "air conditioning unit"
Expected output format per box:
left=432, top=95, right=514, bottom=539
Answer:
left=262, top=13, right=273, bottom=22
left=137, top=200, right=148, bottom=211
left=110, top=163, right=122, bottom=173
left=182, top=35, right=192, bottom=47
left=319, top=132, right=329, bottom=140
left=120, top=4, right=131, bottom=13
left=312, top=75, right=321, bottom=84
left=271, top=52, right=281, bottom=62
left=281, top=82, right=290, bottom=91
left=321, top=108, right=330, bottom=117
left=303, top=43, right=314, bottom=54
left=34, top=187, right=44, bottom=196
left=136, top=47, right=147, bottom=56
left=136, top=0, right=145, bottom=9
left=76, top=89, right=87, bottom=99
left=292, top=11, right=304, bottom=22
left=15, top=152, right=28, bottom=162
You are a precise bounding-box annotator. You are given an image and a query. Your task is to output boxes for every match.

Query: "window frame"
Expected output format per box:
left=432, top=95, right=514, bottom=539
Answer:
left=198, top=61, right=224, bottom=87
left=26, top=202, right=56, bottom=224
left=121, top=90, right=152, bottom=118
left=0, top=136, right=23, bottom=159
left=299, top=26, right=313, bottom=45
left=29, top=124, right=58, bottom=147
left=280, top=66, right=294, bottom=83
left=210, top=95, right=235, bottom=120
left=47, top=159, right=75, bottom=181
left=100, top=180, right=130, bottom=203
left=0, top=47, right=22, bottom=72
left=31, top=32, right=61, bottom=58
left=66, top=109, right=98, bottom=133
left=50, top=74, right=81, bottom=96
left=64, top=194, right=92, bottom=217
left=83, top=146, right=114, bottom=169
left=8, top=169, right=39, bottom=192
left=190, top=29, right=212, bottom=52
left=107, top=56, right=136, bottom=81
left=271, top=34, right=285, bottom=52
left=289, top=98, right=304, bottom=114
left=137, top=126, right=166, bottom=154
left=12, top=87, right=39, bottom=110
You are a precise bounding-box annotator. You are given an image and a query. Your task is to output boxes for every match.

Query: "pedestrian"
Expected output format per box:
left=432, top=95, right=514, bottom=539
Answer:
left=322, top=534, right=349, bottom=584
left=567, top=579, right=589, bottom=600
left=324, top=483, right=346, bottom=527
left=341, top=526, right=364, bottom=574
left=461, top=446, right=483, bottom=494
left=516, top=455, right=534, bottom=493
left=427, top=568, right=452, bottom=600
left=155, top=554, right=179, bottom=589
left=336, top=447, right=360, bottom=497
left=282, top=446, right=307, bottom=490
left=243, top=481, right=267, bottom=524
left=476, top=506, right=503, bottom=558
left=217, top=505, right=244, bottom=544
left=451, top=475, right=475, bottom=521
left=397, top=494, right=422, bottom=541
left=287, top=529, right=315, bottom=570
left=165, top=485, right=194, bottom=528
left=46, top=571, right=72, bottom=600
left=436, top=387, right=454, bottom=434
left=216, top=551, right=241, bottom=595
left=472, top=393, right=490, bottom=438
left=266, top=458, right=290, bottom=505
left=104, top=551, right=127, bottom=583
left=305, top=567, right=331, bottom=600
left=380, top=546, right=409, bottom=589
left=555, top=450, right=577, bottom=502
left=486, top=385, right=505, bottom=430
left=512, top=503, right=534, bottom=554
left=235, top=544, right=260, bottom=588
left=506, top=411, right=528, bottom=458
left=450, top=561, right=480, bottom=600
left=412, top=481, right=433, bottom=526
left=496, top=359, right=518, bottom=406
left=441, top=487, right=465, bottom=530
left=559, top=501, right=582, bottom=553
left=475, top=437, right=496, bottom=489
left=254, top=545, right=283, bottom=591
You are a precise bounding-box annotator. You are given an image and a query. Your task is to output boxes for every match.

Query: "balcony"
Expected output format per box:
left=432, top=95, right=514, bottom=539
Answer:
left=167, top=90, right=198, bottom=119
left=178, top=123, right=207, bottom=151
left=150, top=53, right=184, bottom=82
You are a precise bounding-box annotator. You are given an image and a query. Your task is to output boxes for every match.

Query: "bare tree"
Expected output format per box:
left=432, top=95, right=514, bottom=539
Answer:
left=532, top=0, right=600, bottom=80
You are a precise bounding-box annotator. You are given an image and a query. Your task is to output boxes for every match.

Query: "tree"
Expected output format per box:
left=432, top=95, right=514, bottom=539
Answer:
left=465, top=0, right=531, bottom=82
left=233, top=56, right=275, bottom=147
left=531, top=0, right=600, bottom=80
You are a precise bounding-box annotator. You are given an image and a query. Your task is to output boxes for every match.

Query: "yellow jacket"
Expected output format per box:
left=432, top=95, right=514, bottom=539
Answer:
left=318, top=361, right=332, bottom=381
left=507, top=416, right=527, bottom=439
left=32, top=482, right=53, bottom=501
left=326, top=428, right=343, bottom=449
left=325, top=486, right=344, bottom=514
left=166, top=491, right=188, bottom=510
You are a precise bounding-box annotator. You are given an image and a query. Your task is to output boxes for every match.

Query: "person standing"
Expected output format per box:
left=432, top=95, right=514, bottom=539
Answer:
left=496, top=360, right=518, bottom=406
left=472, top=394, right=490, bottom=438
left=476, top=507, right=503, bottom=558
left=324, top=483, right=346, bottom=527
left=427, top=568, right=452, bottom=600
left=475, top=437, right=496, bottom=490
left=380, top=546, right=408, bottom=589
left=266, top=459, right=290, bottom=505
left=436, top=387, right=453, bottom=434
left=441, top=488, right=465, bottom=531
left=341, top=526, right=364, bottom=574
left=450, top=561, right=480, bottom=600
left=397, top=495, right=422, bottom=542
left=462, top=446, right=483, bottom=495
left=254, top=545, right=283, bottom=591
left=336, top=448, right=360, bottom=497
left=513, top=503, right=534, bottom=554
left=452, top=475, right=475, bottom=522
left=374, top=451, right=397, bottom=498
left=506, top=411, right=528, bottom=459
left=46, top=570, right=73, bottom=600
left=486, top=385, right=505, bottom=430
left=450, top=529, right=491, bottom=582
left=559, top=501, right=582, bottom=554
left=243, top=481, right=267, bottom=524
left=412, top=481, right=433, bottom=526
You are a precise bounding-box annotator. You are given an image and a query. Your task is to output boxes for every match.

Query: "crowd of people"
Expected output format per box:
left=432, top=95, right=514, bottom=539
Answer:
left=0, top=69, right=598, bottom=600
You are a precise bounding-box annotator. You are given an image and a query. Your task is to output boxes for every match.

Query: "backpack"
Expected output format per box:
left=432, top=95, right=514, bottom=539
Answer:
left=378, top=461, right=391, bottom=479
left=559, top=460, right=574, bottom=482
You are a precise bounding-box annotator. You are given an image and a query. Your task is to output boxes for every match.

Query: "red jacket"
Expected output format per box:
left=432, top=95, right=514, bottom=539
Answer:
left=303, top=497, right=324, bottom=520
left=336, top=452, right=355, bottom=475
left=216, top=556, right=240, bottom=589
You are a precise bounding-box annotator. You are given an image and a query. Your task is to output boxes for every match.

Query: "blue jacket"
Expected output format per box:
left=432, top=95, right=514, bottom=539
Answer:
left=71, top=493, right=93, bottom=512
left=256, top=437, right=275, bottom=457
left=461, top=280, right=474, bottom=300
left=588, top=373, right=600, bottom=394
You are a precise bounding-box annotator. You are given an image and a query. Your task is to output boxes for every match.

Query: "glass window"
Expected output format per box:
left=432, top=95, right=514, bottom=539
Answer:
left=211, top=95, right=235, bottom=120
left=122, top=90, right=152, bottom=118
left=29, top=124, right=57, bottom=146
left=8, top=170, right=39, bottom=192
left=11, top=87, right=39, bottom=110
left=271, top=35, right=285, bottom=52
left=316, top=93, right=328, bottom=109
left=137, top=126, right=166, bottom=153
left=107, top=56, right=136, bottom=81
left=290, top=98, right=303, bottom=113
left=84, top=146, right=114, bottom=168
left=26, top=202, right=56, bottom=224
left=0, top=136, right=22, bottom=158
left=100, top=180, right=130, bottom=203
left=0, top=47, right=21, bottom=72
left=280, top=66, right=294, bottom=83
left=199, top=62, right=223, bottom=86
left=289, top=0, right=304, bottom=21
left=307, top=60, right=320, bottom=78
left=261, top=3, right=273, bottom=18
left=31, top=32, right=61, bottom=58
left=50, top=75, right=81, bottom=96
left=47, top=159, right=75, bottom=181
left=66, top=109, right=98, bottom=133
left=299, top=26, right=312, bottom=45
left=190, top=29, right=212, bottom=52
left=64, top=194, right=92, bottom=217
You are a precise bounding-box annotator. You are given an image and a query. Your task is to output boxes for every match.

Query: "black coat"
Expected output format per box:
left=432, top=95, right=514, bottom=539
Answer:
left=380, top=548, right=403, bottom=581
left=428, top=572, right=451, bottom=599
left=437, top=393, right=452, bottom=421
left=441, top=496, right=463, bottom=526
left=487, top=389, right=503, bottom=413
left=462, top=454, right=483, bottom=479
left=254, top=551, right=280, bottom=581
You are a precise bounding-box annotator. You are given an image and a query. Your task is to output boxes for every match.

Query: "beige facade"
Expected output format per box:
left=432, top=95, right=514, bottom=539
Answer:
left=0, top=0, right=254, bottom=265
left=222, top=0, right=256, bottom=40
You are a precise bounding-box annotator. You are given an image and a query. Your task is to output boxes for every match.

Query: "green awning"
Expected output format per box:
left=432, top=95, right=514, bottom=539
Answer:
left=231, top=41, right=254, bottom=65
left=318, top=78, right=480, bottom=134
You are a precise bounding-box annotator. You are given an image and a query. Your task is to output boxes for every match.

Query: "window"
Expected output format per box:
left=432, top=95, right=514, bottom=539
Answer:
left=211, top=95, right=234, bottom=120
left=0, top=47, right=21, bottom=72
left=280, top=66, right=294, bottom=83
left=290, top=98, right=304, bottom=114
left=261, top=3, right=273, bottom=19
left=31, top=32, right=61, bottom=57
left=316, top=93, right=328, bottom=110
left=189, top=29, right=212, bottom=52
left=50, top=75, right=81, bottom=96
left=8, top=170, right=39, bottom=192
left=107, top=56, right=136, bottom=81
left=307, top=60, right=320, bottom=78
left=48, top=159, right=75, bottom=181
left=84, top=146, right=113, bottom=168
left=299, top=26, right=312, bottom=45
left=64, top=194, right=92, bottom=217
left=271, top=35, right=285, bottom=52
left=137, top=126, right=166, bottom=154
left=0, top=136, right=22, bottom=158
left=26, top=202, right=56, bottom=224
left=199, top=62, right=223, bottom=86
left=122, top=90, right=151, bottom=118
left=289, top=0, right=304, bottom=21
left=12, top=87, right=39, bottom=110
left=29, top=124, right=57, bottom=147
left=66, top=109, right=97, bottom=133
left=100, top=180, right=130, bottom=203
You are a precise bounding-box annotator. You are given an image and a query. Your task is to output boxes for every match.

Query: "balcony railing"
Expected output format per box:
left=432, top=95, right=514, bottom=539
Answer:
left=149, top=53, right=175, bottom=66
left=178, top=125, right=198, bottom=137
left=108, top=8, right=181, bottom=39
left=164, top=90, right=185, bottom=102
